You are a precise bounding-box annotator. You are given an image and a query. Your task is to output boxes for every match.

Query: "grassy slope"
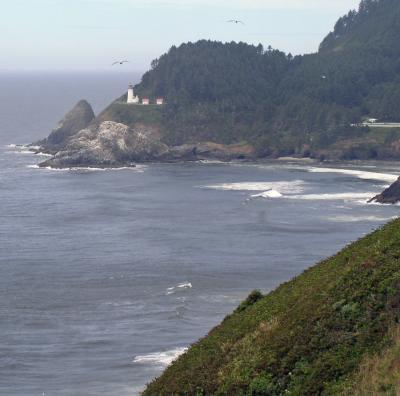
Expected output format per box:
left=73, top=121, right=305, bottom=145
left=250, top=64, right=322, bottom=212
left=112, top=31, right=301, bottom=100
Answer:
left=144, top=219, right=400, bottom=395
left=343, top=327, right=400, bottom=395
left=96, top=100, right=164, bottom=129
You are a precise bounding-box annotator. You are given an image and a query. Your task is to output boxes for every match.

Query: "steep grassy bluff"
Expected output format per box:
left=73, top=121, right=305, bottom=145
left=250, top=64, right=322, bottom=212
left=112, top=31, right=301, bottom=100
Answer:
left=144, top=219, right=400, bottom=395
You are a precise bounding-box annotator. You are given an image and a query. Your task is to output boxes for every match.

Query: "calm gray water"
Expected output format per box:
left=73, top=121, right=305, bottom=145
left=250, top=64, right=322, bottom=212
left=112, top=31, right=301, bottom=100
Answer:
left=1, top=72, right=399, bottom=396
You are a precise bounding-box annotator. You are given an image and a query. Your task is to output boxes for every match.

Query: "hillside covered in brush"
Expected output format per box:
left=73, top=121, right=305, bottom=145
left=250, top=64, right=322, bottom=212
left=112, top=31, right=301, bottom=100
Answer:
left=126, top=0, right=400, bottom=159
left=144, top=219, right=400, bottom=395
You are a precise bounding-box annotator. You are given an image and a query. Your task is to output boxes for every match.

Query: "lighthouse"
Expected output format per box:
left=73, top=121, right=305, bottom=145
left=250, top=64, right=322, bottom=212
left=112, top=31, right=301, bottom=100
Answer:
left=127, top=84, right=139, bottom=104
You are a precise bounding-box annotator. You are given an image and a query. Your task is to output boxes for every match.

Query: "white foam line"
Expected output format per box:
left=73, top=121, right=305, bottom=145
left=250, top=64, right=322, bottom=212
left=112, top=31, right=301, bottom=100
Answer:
left=288, top=192, right=375, bottom=201
left=307, top=167, right=398, bottom=183
left=26, top=165, right=146, bottom=172
left=35, top=152, right=53, bottom=157
left=133, top=347, right=188, bottom=367
left=166, top=282, right=192, bottom=295
left=327, top=215, right=398, bottom=223
left=198, top=159, right=226, bottom=164
left=251, top=190, right=282, bottom=198
left=202, top=180, right=305, bottom=194
left=7, top=150, right=35, bottom=155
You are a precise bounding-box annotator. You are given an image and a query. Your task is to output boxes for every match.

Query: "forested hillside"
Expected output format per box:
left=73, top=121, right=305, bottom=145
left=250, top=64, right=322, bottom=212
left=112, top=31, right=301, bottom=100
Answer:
left=128, top=0, right=400, bottom=159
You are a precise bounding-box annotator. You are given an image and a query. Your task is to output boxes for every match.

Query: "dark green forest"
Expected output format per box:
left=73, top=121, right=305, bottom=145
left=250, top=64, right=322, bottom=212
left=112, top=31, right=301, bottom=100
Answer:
left=132, top=0, right=400, bottom=159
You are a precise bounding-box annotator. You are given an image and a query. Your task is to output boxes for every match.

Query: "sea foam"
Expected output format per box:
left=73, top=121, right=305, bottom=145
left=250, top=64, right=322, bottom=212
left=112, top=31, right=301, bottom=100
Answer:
left=203, top=180, right=305, bottom=194
left=133, top=347, right=188, bottom=367
left=306, top=167, right=397, bottom=183
left=251, top=190, right=283, bottom=198
left=26, top=165, right=146, bottom=172
left=288, top=192, right=375, bottom=201
left=326, top=215, right=398, bottom=223
left=6, top=150, right=35, bottom=155
left=166, top=282, right=192, bottom=295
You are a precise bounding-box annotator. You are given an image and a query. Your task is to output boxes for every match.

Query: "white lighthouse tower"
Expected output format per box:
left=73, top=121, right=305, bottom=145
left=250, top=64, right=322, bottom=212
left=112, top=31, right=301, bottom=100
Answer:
left=127, top=84, right=139, bottom=104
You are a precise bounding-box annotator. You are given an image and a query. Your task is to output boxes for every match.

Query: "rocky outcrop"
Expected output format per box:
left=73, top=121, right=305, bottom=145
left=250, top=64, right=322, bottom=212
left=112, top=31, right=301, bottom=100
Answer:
left=168, top=141, right=255, bottom=161
left=34, top=100, right=257, bottom=167
left=369, top=177, right=400, bottom=204
left=39, top=119, right=256, bottom=168
left=39, top=121, right=170, bottom=168
left=35, top=100, right=95, bottom=152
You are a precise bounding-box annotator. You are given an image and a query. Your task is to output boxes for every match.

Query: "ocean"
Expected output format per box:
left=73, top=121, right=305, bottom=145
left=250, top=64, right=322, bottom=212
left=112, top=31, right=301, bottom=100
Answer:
left=0, top=72, right=399, bottom=396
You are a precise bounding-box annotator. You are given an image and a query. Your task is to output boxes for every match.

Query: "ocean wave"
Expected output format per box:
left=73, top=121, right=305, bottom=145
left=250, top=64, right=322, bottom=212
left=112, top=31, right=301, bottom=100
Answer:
left=166, top=282, right=192, bottom=295
left=251, top=190, right=283, bottom=198
left=288, top=192, right=375, bottom=201
left=365, top=200, right=400, bottom=206
left=103, top=301, right=135, bottom=307
left=203, top=180, right=305, bottom=194
left=326, top=215, right=398, bottom=223
left=306, top=167, right=398, bottom=183
left=198, top=159, right=227, bottom=164
left=203, top=180, right=378, bottom=202
left=35, top=152, right=53, bottom=157
left=27, top=165, right=69, bottom=171
left=26, top=165, right=146, bottom=172
left=6, top=150, right=35, bottom=155
left=133, top=347, right=188, bottom=367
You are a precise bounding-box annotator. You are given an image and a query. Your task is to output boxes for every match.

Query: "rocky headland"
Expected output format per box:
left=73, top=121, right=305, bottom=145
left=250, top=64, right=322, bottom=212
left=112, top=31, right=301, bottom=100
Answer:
left=32, top=100, right=257, bottom=168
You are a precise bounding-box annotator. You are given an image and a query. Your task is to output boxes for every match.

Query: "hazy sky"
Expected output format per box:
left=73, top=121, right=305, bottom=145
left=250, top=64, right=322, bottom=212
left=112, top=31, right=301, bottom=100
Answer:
left=1, top=0, right=361, bottom=72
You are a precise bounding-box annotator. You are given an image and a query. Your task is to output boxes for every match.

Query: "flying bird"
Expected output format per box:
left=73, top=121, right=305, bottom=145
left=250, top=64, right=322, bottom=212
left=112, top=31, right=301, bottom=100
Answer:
left=227, top=20, right=245, bottom=25
left=112, top=60, right=129, bottom=66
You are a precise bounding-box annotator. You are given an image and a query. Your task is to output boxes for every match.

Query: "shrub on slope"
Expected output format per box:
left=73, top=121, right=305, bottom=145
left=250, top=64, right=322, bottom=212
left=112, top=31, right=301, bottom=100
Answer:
left=144, top=219, right=400, bottom=395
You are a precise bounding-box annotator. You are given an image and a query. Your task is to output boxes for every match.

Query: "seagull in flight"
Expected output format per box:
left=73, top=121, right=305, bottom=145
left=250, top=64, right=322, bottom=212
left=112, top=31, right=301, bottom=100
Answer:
left=112, top=60, right=129, bottom=66
left=227, top=20, right=245, bottom=25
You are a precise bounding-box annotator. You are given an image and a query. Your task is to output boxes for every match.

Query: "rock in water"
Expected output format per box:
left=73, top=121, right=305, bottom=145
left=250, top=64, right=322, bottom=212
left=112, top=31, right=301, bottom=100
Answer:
left=369, top=177, right=400, bottom=204
left=39, top=121, right=169, bottom=168
left=37, top=100, right=95, bottom=152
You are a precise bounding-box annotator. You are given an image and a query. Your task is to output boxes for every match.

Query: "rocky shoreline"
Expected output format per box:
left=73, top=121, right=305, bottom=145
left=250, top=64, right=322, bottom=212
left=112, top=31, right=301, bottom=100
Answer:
left=369, top=177, right=400, bottom=204
left=31, top=100, right=258, bottom=168
left=31, top=100, right=400, bottom=204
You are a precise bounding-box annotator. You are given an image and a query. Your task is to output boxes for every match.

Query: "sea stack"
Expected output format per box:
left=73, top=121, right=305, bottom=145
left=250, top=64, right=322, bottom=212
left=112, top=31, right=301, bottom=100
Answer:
left=369, top=176, right=400, bottom=204
left=36, top=100, right=95, bottom=153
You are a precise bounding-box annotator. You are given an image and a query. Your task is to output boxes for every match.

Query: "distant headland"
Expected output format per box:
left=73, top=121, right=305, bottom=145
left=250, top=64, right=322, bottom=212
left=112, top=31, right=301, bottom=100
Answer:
left=31, top=0, right=400, bottom=201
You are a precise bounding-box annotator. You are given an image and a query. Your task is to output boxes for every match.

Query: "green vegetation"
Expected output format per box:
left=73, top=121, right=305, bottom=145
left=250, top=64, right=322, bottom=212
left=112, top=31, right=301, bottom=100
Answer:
left=144, top=219, right=400, bottom=395
left=97, top=101, right=164, bottom=128
left=342, top=327, right=400, bottom=395
left=125, top=0, right=400, bottom=158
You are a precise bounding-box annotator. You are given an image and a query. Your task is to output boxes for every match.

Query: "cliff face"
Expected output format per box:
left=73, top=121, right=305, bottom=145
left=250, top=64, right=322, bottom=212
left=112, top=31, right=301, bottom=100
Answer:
left=143, top=219, right=400, bottom=395
left=36, top=100, right=95, bottom=152
left=39, top=121, right=170, bottom=168
left=35, top=99, right=256, bottom=168
left=38, top=120, right=256, bottom=168
left=370, top=177, right=400, bottom=204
